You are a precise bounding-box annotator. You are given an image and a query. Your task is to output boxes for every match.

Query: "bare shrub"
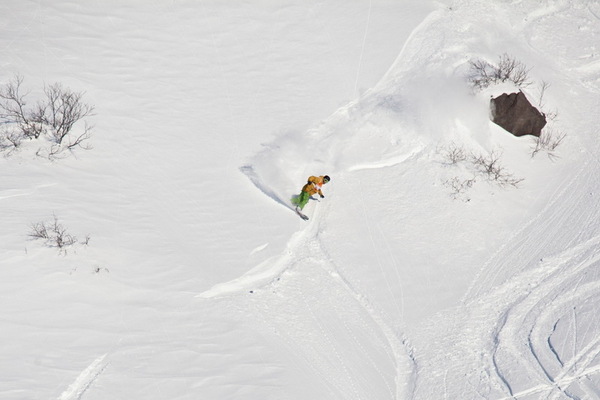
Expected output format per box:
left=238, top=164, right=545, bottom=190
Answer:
left=29, top=215, right=79, bottom=254
left=0, top=75, right=46, bottom=140
left=439, top=141, right=524, bottom=197
left=0, top=75, right=94, bottom=158
left=536, top=80, right=550, bottom=109
left=535, top=80, right=560, bottom=121
left=443, top=176, right=476, bottom=200
left=29, top=221, right=50, bottom=241
left=440, top=142, right=468, bottom=165
left=0, top=130, right=24, bottom=154
left=468, top=59, right=496, bottom=90
left=468, top=53, right=532, bottom=90
left=470, top=150, right=523, bottom=187
left=530, top=128, right=566, bottom=160
left=36, top=125, right=93, bottom=160
left=439, top=143, right=522, bottom=198
left=496, top=54, right=531, bottom=87
left=39, top=83, right=94, bottom=145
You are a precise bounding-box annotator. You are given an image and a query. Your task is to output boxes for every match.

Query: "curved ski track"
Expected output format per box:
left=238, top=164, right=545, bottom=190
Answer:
left=201, top=191, right=415, bottom=399
left=489, top=233, right=600, bottom=399
left=471, top=160, right=600, bottom=398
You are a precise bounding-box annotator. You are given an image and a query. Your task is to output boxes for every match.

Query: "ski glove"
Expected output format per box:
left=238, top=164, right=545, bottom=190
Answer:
left=320, top=194, right=325, bottom=198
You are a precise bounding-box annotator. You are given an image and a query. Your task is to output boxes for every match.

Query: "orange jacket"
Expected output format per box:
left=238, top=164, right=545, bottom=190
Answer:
left=302, top=176, right=326, bottom=196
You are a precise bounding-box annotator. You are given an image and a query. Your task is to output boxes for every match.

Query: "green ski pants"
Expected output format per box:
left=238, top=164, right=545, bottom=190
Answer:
left=292, top=191, right=310, bottom=210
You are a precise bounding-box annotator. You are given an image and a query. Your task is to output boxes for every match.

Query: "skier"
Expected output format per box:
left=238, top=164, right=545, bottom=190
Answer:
left=292, top=175, right=330, bottom=219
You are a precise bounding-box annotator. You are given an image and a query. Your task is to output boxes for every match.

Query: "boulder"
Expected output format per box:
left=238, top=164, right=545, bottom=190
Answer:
left=490, top=91, right=546, bottom=137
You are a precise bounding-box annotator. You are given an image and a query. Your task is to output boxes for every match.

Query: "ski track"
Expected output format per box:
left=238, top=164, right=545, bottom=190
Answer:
left=57, top=354, right=108, bottom=400
left=0, top=183, right=57, bottom=201
left=346, top=147, right=423, bottom=172
left=249, top=242, right=269, bottom=255
left=459, top=167, right=600, bottom=398
left=465, top=145, right=600, bottom=302
left=413, top=231, right=600, bottom=399
left=409, top=2, right=600, bottom=393
left=454, top=152, right=600, bottom=398
left=201, top=188, right=415, bottom=399
left=239, top=165, right=295, bottom=211
left=393, top=2, right=600, bottom=396
left=484, top=233, right=600, bottom=399
left=411, top=157, right=600, bottom=399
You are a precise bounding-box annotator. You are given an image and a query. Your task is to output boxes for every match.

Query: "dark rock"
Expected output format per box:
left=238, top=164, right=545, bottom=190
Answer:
left=490, top=91, right=546, bottom=137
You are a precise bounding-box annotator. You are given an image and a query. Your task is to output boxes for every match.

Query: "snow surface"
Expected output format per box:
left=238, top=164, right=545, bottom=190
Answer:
left=1, top=0, right=600, bottom=399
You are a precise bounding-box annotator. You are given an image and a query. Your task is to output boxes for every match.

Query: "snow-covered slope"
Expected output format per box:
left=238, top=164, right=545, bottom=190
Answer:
left=1, top=0, right=599, bottom=399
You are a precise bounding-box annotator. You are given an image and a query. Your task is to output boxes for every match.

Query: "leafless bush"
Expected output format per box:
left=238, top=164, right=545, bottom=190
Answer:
left=443, top=176, right=476, bottom=200
left=534, top=80, right=560, bottom=122
left=0, top=75, right=46, bottom=140
left=0, top=130, right=24, bottom=154
left=29, top=221, right=50, bottom=241
left=0, top=75, right=94, bottom=158
left=496, top=54, right=531, bottom=87
left=36, top=126, right=93, bottom=160
left=29, top=215, right=79, bottom=254
left=470, top=150, right=523, bottom=187
left=40, top=83, right=94, bottom=145
left=439, top=143, right=523, bottom=198
left=530, top=128, right=566, bottom=160
left=468, top=53, right=532, bottom=90
left=536, top=80, right=550, bottom=109
left=440, top=142, right=468, bottom=165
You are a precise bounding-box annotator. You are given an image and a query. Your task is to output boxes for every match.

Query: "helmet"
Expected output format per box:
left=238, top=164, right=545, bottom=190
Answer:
left=323, top=175, right=330, bottom=183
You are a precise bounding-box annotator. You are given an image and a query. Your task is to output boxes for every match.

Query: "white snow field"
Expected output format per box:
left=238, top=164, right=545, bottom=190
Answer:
left=1, top=0, right=599, bottom=399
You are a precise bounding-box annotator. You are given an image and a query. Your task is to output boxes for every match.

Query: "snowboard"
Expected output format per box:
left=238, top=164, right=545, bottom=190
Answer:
left=295, top=207, right=309, bottom=220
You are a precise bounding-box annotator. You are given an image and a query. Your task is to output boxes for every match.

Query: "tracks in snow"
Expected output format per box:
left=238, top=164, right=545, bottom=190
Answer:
left=57, top=354, right=108, bottom=400
left=200, top=192, right=415, bottom=399
left=411, top=157, right=600, bottom=399
left=410, top=233, right=600, bottom=400
left=461, top=156, right=600, bottom=398
left=491, top=235, right=600, bottom=399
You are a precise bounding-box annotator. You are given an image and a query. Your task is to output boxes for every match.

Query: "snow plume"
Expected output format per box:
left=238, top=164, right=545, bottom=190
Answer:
left=239, top=127, right=328, bottom=211
left=238, top=103, right=351, bottom=211
left=240, top=87, right=434, bottom=204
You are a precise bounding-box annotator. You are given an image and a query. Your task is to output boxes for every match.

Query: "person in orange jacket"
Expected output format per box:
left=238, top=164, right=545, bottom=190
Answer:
left=292, top=175, right=330, bottom=211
